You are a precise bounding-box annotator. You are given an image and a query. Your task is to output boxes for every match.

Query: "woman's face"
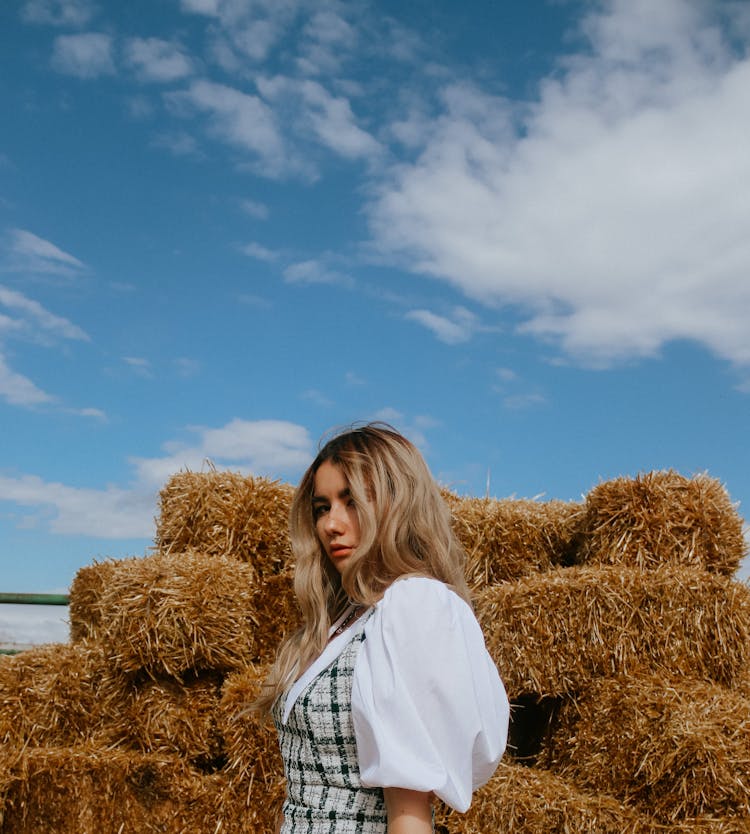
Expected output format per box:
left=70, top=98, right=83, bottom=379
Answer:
left=312, top=459, right=361, bottom=575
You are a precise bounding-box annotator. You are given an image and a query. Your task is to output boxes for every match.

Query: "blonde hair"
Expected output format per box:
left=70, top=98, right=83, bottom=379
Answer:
left=255, top=423, right=469, bottom=714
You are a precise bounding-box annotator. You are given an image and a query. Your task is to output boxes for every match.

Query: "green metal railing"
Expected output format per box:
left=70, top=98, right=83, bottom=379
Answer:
left=0, top=593, right=69, bottom=654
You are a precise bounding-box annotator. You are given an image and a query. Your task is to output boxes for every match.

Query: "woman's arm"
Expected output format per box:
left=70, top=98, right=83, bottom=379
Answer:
left=383, top=787, right=432, bottom=834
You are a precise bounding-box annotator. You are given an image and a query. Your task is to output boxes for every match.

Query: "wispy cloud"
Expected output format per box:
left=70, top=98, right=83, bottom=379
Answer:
left=405, top=306, right=480, bottom=345
left=0, top=284, right=89, bottom=342
left=240, top=198, right=270, bottom=220
left=0, top=418, right=313, bottom=539
left=21, top=0, right=97, bottom=28
left=5, top=229, right=85, bottom=276
left=0, top=355, right=55, bottom=407
left=51, top=32, right=115, bottom=78
left=239, top=241, right=279, bottom=262
left=123, top=356, right=153, bottom=377
left=283, top=259, right=353, bottom=286
left=369, top=0, right=750, bottom=371
left=124, top=37, right=195, bottom=83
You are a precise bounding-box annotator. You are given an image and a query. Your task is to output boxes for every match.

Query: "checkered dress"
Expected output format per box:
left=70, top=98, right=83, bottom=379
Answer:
left=273, top=614, right=388, bottom=834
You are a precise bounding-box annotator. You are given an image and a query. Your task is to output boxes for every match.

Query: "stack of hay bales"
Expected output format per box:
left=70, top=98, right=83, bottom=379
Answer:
left=1, top=469, right=748, bottom=833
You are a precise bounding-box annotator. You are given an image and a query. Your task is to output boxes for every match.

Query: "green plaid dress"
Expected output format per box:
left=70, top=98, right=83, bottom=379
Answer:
left=273, top=614, right=389, bottom=834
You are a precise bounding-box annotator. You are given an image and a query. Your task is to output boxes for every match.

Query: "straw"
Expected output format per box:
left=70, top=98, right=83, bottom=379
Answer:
left=475, top=565, right=750, bottom=698
left=574, top=472, right=746, bottom=575
left=156, top=470, right=294, bottom=574
left=545, top=674, right=750, bottom=823
left=442, top=491, right=583, bottom=586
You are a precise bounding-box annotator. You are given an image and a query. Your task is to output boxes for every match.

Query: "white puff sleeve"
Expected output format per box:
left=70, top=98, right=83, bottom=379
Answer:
left=351, top=576, right=509, bottom=812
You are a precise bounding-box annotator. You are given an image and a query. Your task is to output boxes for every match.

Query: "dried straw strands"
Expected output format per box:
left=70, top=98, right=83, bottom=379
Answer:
left=219, top=664, right=285, bottom=789
left=156, top=470, right=294, bottom=573
left=91, top=550, right=290, bottom=676
left=475, top=565, right=750, bottom=698
left=545, top=674, right=750, bottom=823
left=0, top=642, right=105, bottom=749
left=574, top=471, right=746, bottom=575
left=68, top=558, right=123, bottom=643
left=443, top=492, right=583, bottom=586
left=434, top=761, right=649, bottom=834
left=0, top=746, right=227, bottom=834
left=98, top=671, right=225, bottom=770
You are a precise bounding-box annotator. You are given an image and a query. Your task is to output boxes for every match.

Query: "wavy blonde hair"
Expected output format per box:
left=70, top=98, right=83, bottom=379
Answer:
left=255, top=423, right=469, bottom=714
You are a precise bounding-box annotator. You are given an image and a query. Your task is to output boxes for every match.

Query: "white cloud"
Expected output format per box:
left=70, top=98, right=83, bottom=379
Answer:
left=297, top=10, right=358, bottom=76
left=173, top=357, right=202, bottom=378
left=0, top=474, right=155, bottom=537
left=0, top=604, right=69, bottom=647
left=151, top=131, right=202, bottom=158
left=123, top=356, right=152, bottom=377
left=168, top=79, right=292, bottom=177
left=130, top=418, right=313, bottom=490
left=405, top=306, right=479, bottom=345
left=240, top=198, right=270, bottom=220
left=21, top=0, right=96, bottom=27
left=124, top=37, right=194, bottom=83
left=0, top=285, right=89, bottom=342
left=368, top=0, right=750, bottom=370
left=51, top=32, right=115, bottom=78
left=240, top=241, right=279, bottom=262
left=0, top=354, right=55, bottom=406
left=283, top=259, right=352, bottom=286
left=258, top=76, right=381, bottom=161
left=6, top=229, right=85, bottom=276
left=0, top=418, right=313, bottom=540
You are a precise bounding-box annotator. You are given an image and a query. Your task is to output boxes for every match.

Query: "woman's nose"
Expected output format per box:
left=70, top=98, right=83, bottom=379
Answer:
left=325, top=503, right=346, bottom=534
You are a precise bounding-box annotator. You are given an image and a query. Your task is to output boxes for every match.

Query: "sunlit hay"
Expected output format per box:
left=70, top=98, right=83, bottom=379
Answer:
left=250, top=572, right=300, bottom=663
left=433, top=761, right=649, bottom=834
left=475, top=565, right=750, bottom=699
left=69, top=557, right=136, bottom=643
left=95, top=550, right=264, bottom=676
left=156, top=470, right=294, bottom=574
left=0, top=642, right=106, bottom=749
left=575, top=471, right=747, bottom=575
left=544, top=674, right=750, bottom=823
left=97, top=670, right=226, bottom=771
left=442, top=490, right=584, bottom=586
left=217, top=770, right=288, bottom=834
left=218, top=664, right=284, bottom=786
left=0, top=745, right=217, bottom=834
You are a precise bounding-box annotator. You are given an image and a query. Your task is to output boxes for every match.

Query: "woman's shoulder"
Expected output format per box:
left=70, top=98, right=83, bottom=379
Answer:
left=375, top=575, right=473, bottom=626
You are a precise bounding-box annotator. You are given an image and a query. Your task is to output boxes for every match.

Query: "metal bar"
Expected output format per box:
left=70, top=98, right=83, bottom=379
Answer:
left=0, top=593, right=69, bottom=605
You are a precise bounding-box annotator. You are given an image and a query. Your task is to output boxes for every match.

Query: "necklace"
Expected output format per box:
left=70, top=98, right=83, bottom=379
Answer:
left=330, top=604, right=363, bottom=640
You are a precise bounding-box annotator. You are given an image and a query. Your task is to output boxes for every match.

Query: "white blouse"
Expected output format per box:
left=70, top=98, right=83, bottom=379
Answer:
left=280, top=576, right=509, bottom=813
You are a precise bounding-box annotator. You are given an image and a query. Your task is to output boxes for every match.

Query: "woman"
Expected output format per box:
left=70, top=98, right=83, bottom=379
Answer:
left=257, top=424, right=509, bottom=833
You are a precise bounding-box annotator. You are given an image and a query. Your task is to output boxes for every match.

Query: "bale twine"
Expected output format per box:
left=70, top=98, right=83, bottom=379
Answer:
left=433, top=761, right=649, bottom=834
left=475, top=565, right=750, bottom=698
left=93, top=550, right=289, bottom=676
left=574, top=471, right=746, bottom=575
left=544, top=674, right=750, bottom=823
left=0, top=642, right=106, bottom=749
left=156, top=470, right=294, bottom=573
left=442, top=491, right=583, bottom=586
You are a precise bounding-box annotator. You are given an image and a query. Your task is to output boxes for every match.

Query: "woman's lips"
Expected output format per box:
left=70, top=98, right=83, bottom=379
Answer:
left=330, top=545, right=353, bottom=558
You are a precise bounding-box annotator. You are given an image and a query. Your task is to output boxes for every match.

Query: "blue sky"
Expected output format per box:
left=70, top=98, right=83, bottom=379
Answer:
left=1, top=0, right=749, bottom=621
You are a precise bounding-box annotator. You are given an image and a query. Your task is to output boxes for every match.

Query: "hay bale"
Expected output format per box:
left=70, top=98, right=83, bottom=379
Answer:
left=442, top=491, right=583, bottom=586
left=219, top=664, right=285, bottom=786
left=0, top=642, right=106, bottom=749
left=434, top=761, right=649, bottom=834
left=0, top=746, right=215, bottom=834
left=94, top=550, right=295, bottom=676
left=98, top=671, right=225, bottom=771
left=69, top=557, right=135, bottom=643
left=575, top=471, right=746, bottom=575
left=545, top=674, right=750, bottom=823
left=475, top=565, right=750, bottom=698
left=156, top=470, right=294, bottom=573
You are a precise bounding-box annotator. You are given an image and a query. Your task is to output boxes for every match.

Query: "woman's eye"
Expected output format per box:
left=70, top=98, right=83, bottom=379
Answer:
left=313, top=504, right=328, bottom=519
